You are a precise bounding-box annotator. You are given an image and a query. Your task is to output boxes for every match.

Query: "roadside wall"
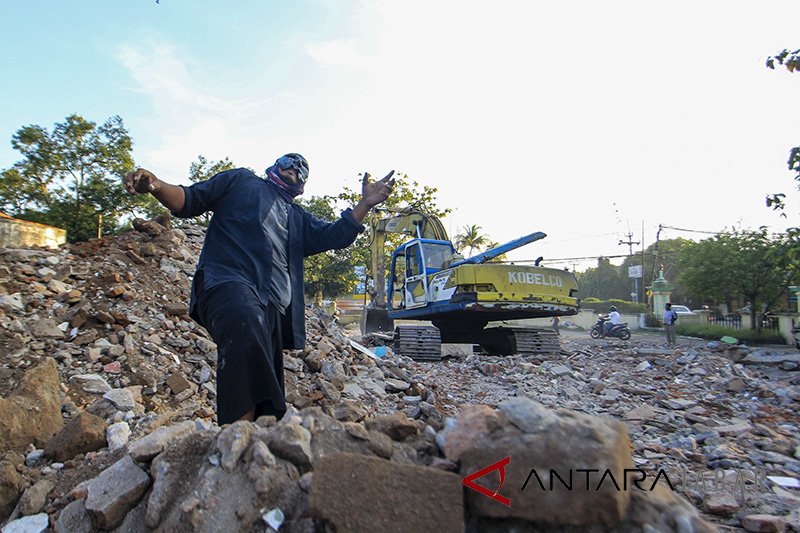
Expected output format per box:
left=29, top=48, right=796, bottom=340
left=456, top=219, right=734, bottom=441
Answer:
left=334, top=295, right=365, bottom=325
left=515, top=309, right=641, bottom=331
left=0, top=216, right=66, bottom=249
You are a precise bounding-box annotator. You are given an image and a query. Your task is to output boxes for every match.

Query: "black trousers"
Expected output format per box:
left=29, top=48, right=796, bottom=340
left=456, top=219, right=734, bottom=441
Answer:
left=195, top=280, right=287, bottom=425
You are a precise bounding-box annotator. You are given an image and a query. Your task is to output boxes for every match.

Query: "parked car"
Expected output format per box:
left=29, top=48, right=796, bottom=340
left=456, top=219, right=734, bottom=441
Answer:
left=670, top=305, right=696, bottom=316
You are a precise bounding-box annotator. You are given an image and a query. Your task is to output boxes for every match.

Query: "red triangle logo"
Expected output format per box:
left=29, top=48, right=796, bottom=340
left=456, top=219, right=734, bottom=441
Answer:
left=462, top=456, right=511, bottom=507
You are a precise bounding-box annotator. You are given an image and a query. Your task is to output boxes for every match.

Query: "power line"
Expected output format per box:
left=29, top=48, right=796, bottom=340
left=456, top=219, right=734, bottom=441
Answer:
left=659, top=224, right=786, bottom=238
left=659, top=225, right=728, bottom=235
left=514, top=253, right=655, bottom=264
left=547, top=231, right=620, bottom=242
left=514, top=222, right=784, bottom=269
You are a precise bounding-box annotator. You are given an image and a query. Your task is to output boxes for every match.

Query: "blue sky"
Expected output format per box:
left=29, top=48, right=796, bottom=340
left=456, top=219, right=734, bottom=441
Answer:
left=2, top=1, right=800, bottom=270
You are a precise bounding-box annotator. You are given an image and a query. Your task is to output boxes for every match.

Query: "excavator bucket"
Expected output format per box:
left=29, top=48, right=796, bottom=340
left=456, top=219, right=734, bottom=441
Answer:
left=360, top=307, right=395, bottom=335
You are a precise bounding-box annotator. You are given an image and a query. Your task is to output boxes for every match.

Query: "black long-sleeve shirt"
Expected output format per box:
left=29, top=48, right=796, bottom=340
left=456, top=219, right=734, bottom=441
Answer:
left=176, top=168, right=364, bottom=349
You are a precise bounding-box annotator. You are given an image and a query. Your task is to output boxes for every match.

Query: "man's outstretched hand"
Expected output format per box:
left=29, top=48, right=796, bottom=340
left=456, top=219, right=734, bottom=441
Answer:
left=125, top=168, right=161, bottom=195
left=124, top=168, right=186, bottom=212
left=362, top=170, right=395, bottom=208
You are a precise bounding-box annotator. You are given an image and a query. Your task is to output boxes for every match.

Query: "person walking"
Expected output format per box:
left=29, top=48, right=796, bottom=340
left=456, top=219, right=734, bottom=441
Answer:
left=551, top=315, right=560, bottom=336
left=663, top=303, right=678, bottom=346
left=125, top=154, right=394, bottom=424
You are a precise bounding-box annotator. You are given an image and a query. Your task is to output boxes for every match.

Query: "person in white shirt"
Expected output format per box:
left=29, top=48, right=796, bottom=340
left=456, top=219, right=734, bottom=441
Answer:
left=663, top=303, right=678, bottom=345
left=603, top=305, right=620, bottom=336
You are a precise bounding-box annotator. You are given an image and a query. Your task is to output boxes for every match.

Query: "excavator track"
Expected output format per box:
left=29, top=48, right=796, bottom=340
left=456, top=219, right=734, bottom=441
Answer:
left=477, top=327, right=561, bottom=356
left=393, top=325, right=443, bottom=361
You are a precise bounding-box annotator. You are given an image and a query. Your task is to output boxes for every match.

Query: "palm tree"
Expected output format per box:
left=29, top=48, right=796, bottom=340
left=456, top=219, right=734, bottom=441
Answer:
left=454, top=224, right=490, bottom=257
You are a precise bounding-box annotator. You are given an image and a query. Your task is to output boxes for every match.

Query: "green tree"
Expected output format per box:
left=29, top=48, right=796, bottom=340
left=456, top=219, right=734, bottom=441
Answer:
left=766, top=48, right=800, bottom=212
left=0, top=114, right=145, bottom=241
left=454, top=224, right=490, bottom=257
left=766, top=49, right=800, bottom=269
left=576, top=257, right=630, bottom=300
left=185, top=155, right=236, bottom=226
left=0, top=168, right=31, bottom=214
left=678, top=229, right=792, bottom=329
left=767, top=49, right=800, bottom=73
left=189, top=155, right=236, bottom=184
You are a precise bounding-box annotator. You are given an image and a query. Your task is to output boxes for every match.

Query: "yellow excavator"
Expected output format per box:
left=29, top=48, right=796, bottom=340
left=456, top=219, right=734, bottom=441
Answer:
left=360, top=207, right=580, bottom=359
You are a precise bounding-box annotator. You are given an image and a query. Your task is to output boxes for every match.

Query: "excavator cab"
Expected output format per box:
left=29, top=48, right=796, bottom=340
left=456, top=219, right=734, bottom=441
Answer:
left=389, top=239, right=456, bottom=311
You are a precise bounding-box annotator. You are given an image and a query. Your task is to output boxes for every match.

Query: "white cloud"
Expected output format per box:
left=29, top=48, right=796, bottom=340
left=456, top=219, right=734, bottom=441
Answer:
left=115, top=40, right=284, bottom=181
left=117, top=42, right=239, bottom=117
left=304, top=39, right=368, bottom=67
left=111, top=3, right=800, bottom=270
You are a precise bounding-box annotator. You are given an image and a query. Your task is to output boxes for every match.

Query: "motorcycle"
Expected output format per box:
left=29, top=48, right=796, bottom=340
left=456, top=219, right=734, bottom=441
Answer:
left=590, top=315, right=631, bottom=340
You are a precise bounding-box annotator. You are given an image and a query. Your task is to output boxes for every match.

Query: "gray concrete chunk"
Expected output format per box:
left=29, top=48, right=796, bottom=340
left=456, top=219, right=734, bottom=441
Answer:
left=85, top=455, right=150, bottom=530
left=128, top=420, right=195, bottom=462
left=310, top=453, right=463, bottom=533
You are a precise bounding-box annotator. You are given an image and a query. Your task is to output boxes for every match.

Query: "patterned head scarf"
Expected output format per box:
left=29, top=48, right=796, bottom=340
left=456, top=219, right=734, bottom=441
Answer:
left=265, top=153, right=308, bottom=201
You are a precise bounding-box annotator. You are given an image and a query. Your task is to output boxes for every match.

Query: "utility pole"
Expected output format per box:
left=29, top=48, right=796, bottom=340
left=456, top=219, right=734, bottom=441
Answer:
left=619, top=231, right=640, bottom=256
left=641, top=220, right=646, bottom=305
left=620, top=230, right=641, bottom=302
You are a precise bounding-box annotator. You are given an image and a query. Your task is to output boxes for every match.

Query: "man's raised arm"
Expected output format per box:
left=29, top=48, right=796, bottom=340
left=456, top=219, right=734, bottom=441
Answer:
left=124, top=168, right=185, bottom=213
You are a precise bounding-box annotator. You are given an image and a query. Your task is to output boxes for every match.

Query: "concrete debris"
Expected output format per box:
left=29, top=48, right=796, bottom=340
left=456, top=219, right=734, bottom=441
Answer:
left=128, top=420, right=195, bottom=462
left=703, top=491, right=740, bottom=516
left=266, top=420, right=313, bottom=469
left=11, top=478, right=54, bottom=518
left=309, top=453, right=464, bottom=533
left=54, top=499, right=92, bottom=533
left=455, top=397, right=635, bottom=526
left=1, top=512, right=49, bottom=533
left=0, top=461, right=22, bottom=518
left=0, top=358, right=63, bottom=454
left=84, top=454, right=150, bottom=529
left=740, top=349, right=800, bottom=367
left=106, top=421, right=131, bottom=452
left=69, top=374, right=111, bottom=394
left=741, top=513, right=787, bottom=532
left=144, top=431, right=214, bottom=529
left=364, top=412, right=418, bottom=441
left=0, top=221, right=797, bottom=531
left=43, top=411, right=107, bottom=462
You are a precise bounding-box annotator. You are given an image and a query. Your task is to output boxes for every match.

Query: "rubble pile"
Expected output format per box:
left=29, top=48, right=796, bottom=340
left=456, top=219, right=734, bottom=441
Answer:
left=0, top=221, right=796, bottom=531
left=397, top=335, right=800, bottom=530
left=0, top=218, right=416, bottom=438
left=0, top=388, right=717, bottom=533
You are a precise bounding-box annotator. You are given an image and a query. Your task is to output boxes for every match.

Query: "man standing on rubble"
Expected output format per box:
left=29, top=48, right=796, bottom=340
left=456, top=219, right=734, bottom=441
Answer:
left=125, top=154, right=394, bottom=425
